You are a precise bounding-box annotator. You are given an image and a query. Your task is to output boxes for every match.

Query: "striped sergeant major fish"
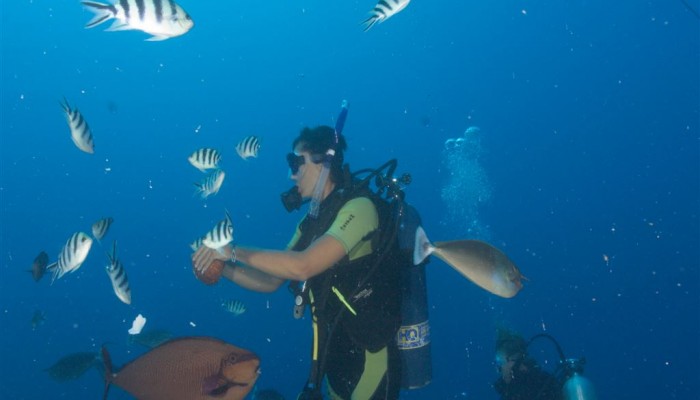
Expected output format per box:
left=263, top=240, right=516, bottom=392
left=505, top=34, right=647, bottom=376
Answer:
left=47, top=232, right=94, bottom=284
left=202, top=210, right=233, bottom=251
left=106, top=241, right=132, bottom=305
left=60, top=98, right=95, bottom=154
left=188, top=148, right=222, bottom=172
left=92, top=217, right=114, bottom=241
left=82, top=0, right=194, bottom=41
left=235, top=136, right=261, bottom=160
left=362, top=0, right=411, bottom=31
left=194, top=169, right=225, bottom=199
left=221, top=299, right=246, bottom=316
left=190, top=236, right=204, bottom=252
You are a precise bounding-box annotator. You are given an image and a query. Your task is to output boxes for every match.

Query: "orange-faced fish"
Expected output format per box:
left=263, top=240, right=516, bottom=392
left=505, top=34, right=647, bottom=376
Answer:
left=106, top=241, right=131, bottom=305
left=82, top=0, right=194, bottom=41
left=61, top=98, right=95, bottom=154
left=29, top=250, right=49, bottom=282
left=235, top=136, right=261, bottom=160
left=188, top=148, right=222, bottom=172
left=194, top=169, right=225, bottom=199
left=362, top=0, right=411, bottom=31
left=45, top=351, right=99, bottom=381
left=92, top=217, right=114, bottom=241
left=101, top=337, right=260, bottom=400
left=47, top=232, right=94, bottom=284
left=414, top=226, right=524, bottom=298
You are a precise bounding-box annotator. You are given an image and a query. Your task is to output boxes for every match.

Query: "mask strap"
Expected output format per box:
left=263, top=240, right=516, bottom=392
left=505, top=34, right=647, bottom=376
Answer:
left=308, top=150, right=334, bottom=218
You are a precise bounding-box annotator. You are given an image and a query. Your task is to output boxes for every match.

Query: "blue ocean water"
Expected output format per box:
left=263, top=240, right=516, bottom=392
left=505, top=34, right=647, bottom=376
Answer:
left=1, top=1, right=698, bottom=399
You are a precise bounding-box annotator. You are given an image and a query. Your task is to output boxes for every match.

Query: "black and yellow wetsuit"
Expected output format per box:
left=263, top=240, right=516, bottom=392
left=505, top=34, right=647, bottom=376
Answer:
left=289, top=189, right=402, bottom=400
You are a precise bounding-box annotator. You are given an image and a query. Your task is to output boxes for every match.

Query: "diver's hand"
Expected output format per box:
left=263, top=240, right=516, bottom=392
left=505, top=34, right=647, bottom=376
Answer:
left=192, top=245, right=230, bottom=273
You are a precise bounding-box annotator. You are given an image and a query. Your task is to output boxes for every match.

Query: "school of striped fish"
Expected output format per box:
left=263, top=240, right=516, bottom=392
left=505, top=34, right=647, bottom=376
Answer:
left=40, top=0, right=412, bottom=306
left=31, top=1, right=414, bottom=395
left=38, top=217, right=133, bottom=305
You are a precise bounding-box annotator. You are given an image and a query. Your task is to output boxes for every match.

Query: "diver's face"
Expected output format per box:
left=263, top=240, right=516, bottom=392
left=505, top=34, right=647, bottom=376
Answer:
left=500, top=359, right=516, bottom=383
left=290, top=146, right=321, bottom=199
left=496, top=352, right=519, bottom=384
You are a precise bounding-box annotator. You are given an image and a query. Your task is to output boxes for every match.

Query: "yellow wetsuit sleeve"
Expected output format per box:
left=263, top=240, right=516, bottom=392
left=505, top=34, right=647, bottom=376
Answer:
left=286, top=221, right=303, bottom=250
left=325, top=197, right=378, bottom=261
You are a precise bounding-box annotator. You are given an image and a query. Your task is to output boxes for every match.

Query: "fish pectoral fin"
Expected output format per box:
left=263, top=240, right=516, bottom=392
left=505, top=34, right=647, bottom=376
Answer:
left=146, top=35, right=170, bottom=42
left=105, top=21, right=132, bottom=32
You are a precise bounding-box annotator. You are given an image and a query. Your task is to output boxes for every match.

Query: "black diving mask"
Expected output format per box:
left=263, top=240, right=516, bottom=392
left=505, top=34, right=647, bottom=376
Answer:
left=287, top=153, right=306, bottom=175
left=287, top=152, right=327, bottom=175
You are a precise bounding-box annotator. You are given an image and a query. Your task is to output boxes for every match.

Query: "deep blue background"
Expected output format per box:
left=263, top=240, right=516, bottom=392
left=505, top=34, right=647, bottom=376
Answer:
left=1, top=1, right=698, bottom=399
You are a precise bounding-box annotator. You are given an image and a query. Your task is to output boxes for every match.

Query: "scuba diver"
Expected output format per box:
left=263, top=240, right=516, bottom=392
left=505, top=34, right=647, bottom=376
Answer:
left=192, top=102, right=527, bottom=399
left=193, top=107, right=403, bottom=399
left=493, top=328, right=597, bottom=400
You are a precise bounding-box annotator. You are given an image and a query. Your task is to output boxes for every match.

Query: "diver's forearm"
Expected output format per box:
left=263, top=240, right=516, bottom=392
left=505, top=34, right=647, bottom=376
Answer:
left=222, top=263, right=284, bottom=293
left=234, top=246, right=310, bottom=281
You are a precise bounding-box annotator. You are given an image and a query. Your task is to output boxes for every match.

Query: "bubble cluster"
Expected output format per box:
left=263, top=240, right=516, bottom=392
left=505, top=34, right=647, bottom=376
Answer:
left=440, top=126, right=491, bottom=239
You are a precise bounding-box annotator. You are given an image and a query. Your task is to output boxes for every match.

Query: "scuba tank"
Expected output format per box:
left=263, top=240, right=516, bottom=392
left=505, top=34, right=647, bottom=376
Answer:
left=396, top=203, right=432, bottom=389
left=527, top=334, right=598, bottom=400
left=561, top=358, right=597, bottom=400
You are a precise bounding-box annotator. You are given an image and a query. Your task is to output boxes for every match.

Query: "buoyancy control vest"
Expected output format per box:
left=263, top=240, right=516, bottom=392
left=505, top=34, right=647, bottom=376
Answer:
left=292, top=183, right=402, bottom=350
left=292, top=160, right=432, bottom=398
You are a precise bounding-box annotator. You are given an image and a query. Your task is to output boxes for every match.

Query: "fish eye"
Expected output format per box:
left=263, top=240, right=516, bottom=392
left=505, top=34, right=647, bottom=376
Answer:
left=226, top=353, right=238, bottom=364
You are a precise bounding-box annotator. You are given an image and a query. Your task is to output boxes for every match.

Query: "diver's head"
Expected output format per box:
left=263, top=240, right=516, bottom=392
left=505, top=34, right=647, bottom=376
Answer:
left=288, top=126, right=347, bottom=199
left=291, top=125, right=347, bottom=183
left=495, top=328, right=528, bottom=383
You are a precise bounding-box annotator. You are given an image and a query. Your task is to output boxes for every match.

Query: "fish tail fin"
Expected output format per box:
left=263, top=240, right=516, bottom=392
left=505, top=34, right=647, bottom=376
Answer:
left=46, top=262, right=59, bottom=285
left=413, top=226, right=434, bottom=265
left=109, top=240, right=117, bottom=263
left=101, top=345, right=114, bottom=400
left=192, top=182, right=204, bottom=198
left=82, top=1, right=116, bottom=29
left=59, top=97, right=71, bottom=113
left=361, top=15, right=380, bottom=32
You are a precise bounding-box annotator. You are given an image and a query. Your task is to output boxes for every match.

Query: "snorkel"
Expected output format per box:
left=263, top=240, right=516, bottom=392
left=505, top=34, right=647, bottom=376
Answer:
left=308, top=100, right=348, bottom=218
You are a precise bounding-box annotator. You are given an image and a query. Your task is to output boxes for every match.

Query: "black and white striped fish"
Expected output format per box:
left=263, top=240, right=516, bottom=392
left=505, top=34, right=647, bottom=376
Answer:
left=202, top=210, right=233, bottom=250
left=362, top=0, right=411, bottom=31
left=92, top=217, right=114, bottom=241
left=188, top=148, right=221, bottom=172
left=221, top=299, right=246, bottom=316
left=194, top=169, right=225, bottom=199
left=82, top=0, right=194, bottom=41
left=190, top=236, right=204, bottom=252
left=235, top=136, right=261, bottom=160
left=47, top=232, right=94, bottom=284
left=106, top=240, right=131, bottom=305
left=61, top=98, right=95, bottom=154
